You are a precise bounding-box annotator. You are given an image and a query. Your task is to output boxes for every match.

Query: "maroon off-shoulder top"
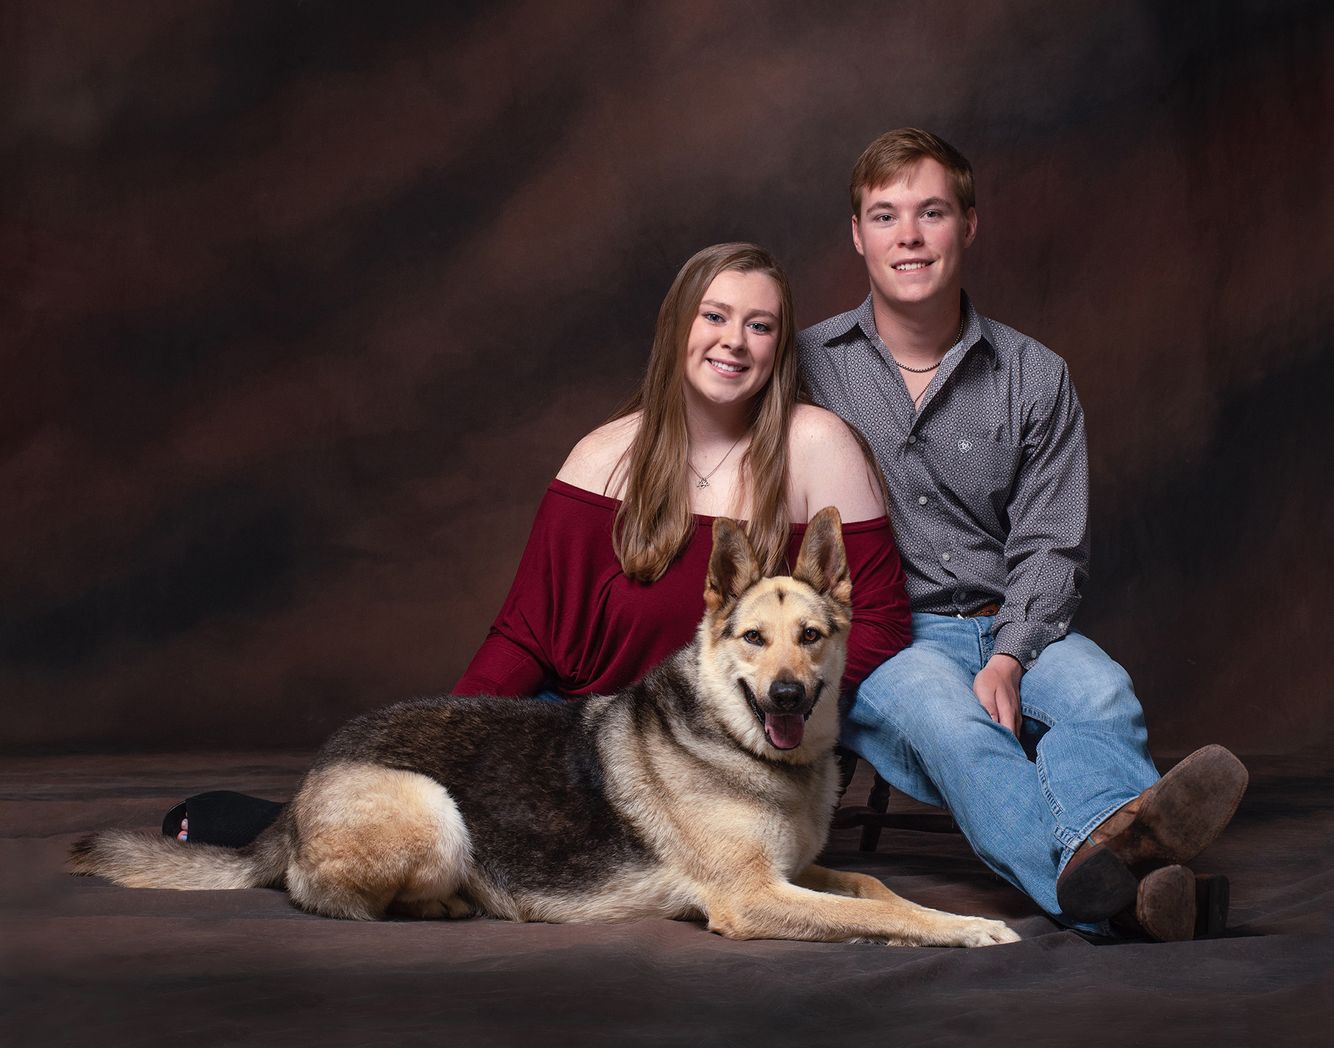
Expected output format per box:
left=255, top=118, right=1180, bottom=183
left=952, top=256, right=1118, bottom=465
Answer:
left=452, top=479, right=911, bottom=699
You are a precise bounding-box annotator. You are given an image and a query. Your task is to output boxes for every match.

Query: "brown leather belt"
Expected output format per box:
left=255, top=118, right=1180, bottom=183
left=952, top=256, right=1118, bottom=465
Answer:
left=960, top=602, right=1001, bottom=618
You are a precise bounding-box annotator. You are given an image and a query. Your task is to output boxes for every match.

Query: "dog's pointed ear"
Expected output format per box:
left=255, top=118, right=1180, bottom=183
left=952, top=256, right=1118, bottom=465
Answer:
left=705, top=517, right=763, bottom=613
left=793, top=506, right=851, bottom=609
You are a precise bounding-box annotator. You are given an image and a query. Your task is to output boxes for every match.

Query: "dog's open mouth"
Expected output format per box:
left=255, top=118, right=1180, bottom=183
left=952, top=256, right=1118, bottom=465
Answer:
left=740, top=680, right=823, bottom=750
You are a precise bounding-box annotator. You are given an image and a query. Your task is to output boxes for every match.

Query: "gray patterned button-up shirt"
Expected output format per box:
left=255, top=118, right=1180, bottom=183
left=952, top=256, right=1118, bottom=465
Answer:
left=798, top=292, right=1089, bottom=670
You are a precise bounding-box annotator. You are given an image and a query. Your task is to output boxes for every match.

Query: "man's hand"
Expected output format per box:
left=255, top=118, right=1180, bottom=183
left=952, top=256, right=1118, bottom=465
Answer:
left=973, top=653, right=1023, bottom=735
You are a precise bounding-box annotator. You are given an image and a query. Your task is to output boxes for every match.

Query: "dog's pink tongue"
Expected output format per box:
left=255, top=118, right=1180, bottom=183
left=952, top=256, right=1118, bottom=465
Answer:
left=764, top=713, right=805, bottom=750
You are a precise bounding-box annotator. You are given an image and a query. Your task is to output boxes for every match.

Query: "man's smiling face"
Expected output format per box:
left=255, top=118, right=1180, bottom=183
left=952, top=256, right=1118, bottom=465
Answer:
left=852, top=156, right=978, bottom=315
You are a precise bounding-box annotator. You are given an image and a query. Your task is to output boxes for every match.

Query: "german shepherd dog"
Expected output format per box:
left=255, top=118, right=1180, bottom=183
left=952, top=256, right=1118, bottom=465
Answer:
left=71, top=508, right=1017, bottom=947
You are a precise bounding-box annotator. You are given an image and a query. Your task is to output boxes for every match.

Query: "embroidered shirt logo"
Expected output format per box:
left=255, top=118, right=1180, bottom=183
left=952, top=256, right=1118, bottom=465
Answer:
left=959, top=439, right=973, bottom=452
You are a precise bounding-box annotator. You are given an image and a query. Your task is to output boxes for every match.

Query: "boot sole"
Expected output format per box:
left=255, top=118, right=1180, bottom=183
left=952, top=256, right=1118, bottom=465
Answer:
left=1058, top=746, right=1247, bottom=922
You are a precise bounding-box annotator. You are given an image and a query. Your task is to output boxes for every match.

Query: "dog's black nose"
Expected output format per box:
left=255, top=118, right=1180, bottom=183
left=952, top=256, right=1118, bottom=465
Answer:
left=768, top=679, right=806, bottom=712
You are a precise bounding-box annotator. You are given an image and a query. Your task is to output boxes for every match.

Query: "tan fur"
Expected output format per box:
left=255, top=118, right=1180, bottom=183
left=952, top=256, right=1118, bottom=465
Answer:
left=697, top=575, right=848, bottom=767
left=66, top=830, right=275, bottom=890
left=706, top=868, right=1014, bottom=947
left=69, top=508, right=1018, bottom=948
left=67, top=824, right=288, bottom=891
left=285, top=765, right=472, bottom=921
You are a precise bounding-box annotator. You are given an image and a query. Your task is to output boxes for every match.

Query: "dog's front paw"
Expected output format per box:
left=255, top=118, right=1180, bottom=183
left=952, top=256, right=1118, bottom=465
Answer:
left=944, top=915, right=1020, bottom=947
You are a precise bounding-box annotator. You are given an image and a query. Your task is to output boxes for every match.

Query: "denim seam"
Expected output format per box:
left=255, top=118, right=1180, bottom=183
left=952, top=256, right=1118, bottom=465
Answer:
left=1027, top=698, right=1092, bottom=861
left=1019, top=701, right=1054, bottom=731
left=1032, top=736, right=1065, bottom=824
left=1055, top=800, right=1136, bottom=876
left=974, top=616, right=994, bottom=667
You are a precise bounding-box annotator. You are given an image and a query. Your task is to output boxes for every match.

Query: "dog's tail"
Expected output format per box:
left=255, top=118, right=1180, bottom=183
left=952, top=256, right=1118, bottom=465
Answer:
left=68, top=818, right=289, bottom=891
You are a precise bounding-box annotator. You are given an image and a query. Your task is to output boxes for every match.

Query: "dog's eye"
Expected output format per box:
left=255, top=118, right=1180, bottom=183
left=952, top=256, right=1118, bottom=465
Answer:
left=742, top=629, right=764, bottom=646
left=800, top=626, right=821, bottom=645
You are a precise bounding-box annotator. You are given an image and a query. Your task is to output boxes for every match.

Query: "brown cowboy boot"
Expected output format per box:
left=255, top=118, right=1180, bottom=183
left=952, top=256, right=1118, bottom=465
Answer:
left=1057, top=745, right=1247, bottom=922
left=1110, top=866, right=1231, bottom=942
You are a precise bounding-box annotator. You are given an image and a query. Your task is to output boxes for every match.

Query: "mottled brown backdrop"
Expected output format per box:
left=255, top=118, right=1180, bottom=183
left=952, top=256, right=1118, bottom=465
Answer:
left=4, top=0, right=1332, bottom=753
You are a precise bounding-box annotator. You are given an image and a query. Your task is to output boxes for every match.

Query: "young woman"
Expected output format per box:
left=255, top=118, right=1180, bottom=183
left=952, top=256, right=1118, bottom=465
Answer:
left=169, top=243, right=912, bottom=844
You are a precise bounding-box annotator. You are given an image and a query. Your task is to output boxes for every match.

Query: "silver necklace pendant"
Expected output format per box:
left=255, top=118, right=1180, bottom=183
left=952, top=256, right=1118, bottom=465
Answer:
left=688, top=432, right=744, bottom=491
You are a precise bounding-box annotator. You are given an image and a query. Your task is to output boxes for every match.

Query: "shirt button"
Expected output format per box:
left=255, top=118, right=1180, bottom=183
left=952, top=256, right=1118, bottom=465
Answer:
left=917, top=495, right=928, bottom=505
left=1030, top=649, right=1039, bottom=659
left=941, top=552, right=951, bottom=562
left=907, top=435, right=917, bottom=444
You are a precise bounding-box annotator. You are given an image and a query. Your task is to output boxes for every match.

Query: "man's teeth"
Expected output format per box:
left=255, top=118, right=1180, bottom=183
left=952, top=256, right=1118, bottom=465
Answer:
left=894, top=261, right=930, bottom=271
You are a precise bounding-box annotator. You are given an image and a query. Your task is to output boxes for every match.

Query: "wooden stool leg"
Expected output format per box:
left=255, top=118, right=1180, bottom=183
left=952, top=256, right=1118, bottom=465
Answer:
left=833, top=754, right=959, bottom=851
left=859, top=773, right=892, bottom=851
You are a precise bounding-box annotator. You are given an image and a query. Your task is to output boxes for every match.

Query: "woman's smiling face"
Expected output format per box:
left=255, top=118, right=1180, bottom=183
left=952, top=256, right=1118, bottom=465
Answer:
left=681, top=268, right=782, bottom=411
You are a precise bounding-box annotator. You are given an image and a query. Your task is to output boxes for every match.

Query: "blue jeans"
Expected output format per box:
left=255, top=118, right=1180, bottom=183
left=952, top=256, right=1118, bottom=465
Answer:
left=844, top=612, right=1160, bottom=931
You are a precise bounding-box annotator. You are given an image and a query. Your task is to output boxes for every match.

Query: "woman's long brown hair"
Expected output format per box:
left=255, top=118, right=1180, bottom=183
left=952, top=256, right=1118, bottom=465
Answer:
left=608, top=243, right=799, bottom=582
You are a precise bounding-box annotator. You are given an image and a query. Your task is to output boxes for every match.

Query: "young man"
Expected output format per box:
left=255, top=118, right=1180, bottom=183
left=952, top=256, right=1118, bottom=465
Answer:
left=798, top=128, right=1247, bottom=940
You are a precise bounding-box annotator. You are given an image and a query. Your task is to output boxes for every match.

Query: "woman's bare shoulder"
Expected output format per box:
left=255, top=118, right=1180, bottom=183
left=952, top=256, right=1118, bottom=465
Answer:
left=788, top=403, right=862, bottom=452
left=556, top=413, right=640, bottom=494
left=787, top=404, right=886, bottom=522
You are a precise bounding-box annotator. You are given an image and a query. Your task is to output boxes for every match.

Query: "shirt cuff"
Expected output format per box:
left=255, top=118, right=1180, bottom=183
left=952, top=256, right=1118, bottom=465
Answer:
left=992, top=616, right=1073, bottom=671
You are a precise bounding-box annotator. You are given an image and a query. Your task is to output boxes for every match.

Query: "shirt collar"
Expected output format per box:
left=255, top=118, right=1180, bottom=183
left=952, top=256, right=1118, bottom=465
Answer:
left=836, top=291, right=997, bottom=366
